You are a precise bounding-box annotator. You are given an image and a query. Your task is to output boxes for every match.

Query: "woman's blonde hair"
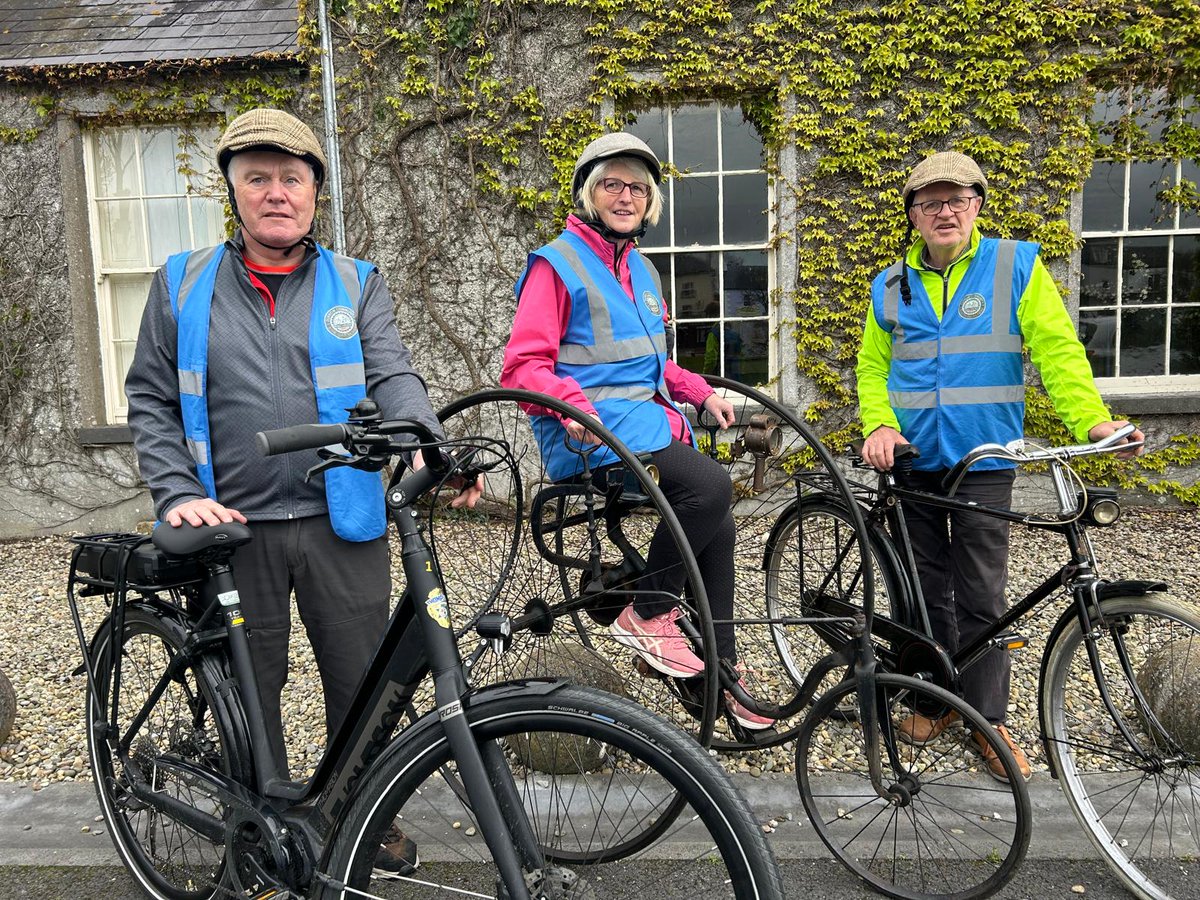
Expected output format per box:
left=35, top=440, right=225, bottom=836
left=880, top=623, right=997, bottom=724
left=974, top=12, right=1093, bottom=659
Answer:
left=578, top=157, right=663, bottom=227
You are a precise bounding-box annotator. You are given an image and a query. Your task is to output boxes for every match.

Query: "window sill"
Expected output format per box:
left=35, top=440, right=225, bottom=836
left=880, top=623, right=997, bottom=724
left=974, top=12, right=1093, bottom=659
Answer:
left=78, top=425, right=132, bottom=445
left=1099, top=392, right=1200, bottom=416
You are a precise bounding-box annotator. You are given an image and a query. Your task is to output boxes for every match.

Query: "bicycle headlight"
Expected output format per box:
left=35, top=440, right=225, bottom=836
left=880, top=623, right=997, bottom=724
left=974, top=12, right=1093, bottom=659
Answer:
left=743, top=414, right=783, bottom=457
left=1082, top=488, right=1121, bottom=527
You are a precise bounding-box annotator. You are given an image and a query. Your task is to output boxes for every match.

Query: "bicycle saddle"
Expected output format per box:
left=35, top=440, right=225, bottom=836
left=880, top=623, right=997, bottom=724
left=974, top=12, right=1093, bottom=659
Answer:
left=153, top=521, right=254, bottom=558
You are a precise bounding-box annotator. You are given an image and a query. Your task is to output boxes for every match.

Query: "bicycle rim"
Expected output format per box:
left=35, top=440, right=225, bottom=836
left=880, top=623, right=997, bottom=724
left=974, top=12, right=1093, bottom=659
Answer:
left=430, top=389, right=718, bottom=745
left=796, top=672, right=1031, bottom=900
left=323, top=684, right=784, bottom=899
left=1041, top=594, right=1200, bottom=900
left=88, top=604, right=246, bottom=900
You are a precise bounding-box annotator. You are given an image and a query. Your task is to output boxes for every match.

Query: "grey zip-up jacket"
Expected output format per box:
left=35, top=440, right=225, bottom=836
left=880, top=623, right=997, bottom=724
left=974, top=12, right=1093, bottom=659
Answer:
left=126, top=232, right=443, bottom=522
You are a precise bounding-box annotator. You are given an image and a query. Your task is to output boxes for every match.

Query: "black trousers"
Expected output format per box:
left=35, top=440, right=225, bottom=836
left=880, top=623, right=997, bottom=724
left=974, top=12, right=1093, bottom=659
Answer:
left=231, top=515, right=391, bottom=773
left=633, top=440, right=738, bottom=663
left=896, top=468, right=1015, bottom=724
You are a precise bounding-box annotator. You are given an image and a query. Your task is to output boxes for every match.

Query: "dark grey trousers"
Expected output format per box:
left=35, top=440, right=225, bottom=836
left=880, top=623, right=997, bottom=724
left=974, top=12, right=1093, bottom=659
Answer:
left=231, top=515, right=390, bottom=773
left=897, top=468, right=1015, bottom=724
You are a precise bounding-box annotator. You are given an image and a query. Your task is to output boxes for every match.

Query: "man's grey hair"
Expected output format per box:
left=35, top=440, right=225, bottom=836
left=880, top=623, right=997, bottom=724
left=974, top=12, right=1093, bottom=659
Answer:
left=578, top=157, right=663, bottom=226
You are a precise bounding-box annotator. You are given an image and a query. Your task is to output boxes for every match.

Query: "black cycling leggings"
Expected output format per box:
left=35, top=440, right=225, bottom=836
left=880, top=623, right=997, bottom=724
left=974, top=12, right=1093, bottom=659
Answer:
left=634, top=439, right=738, bottom=663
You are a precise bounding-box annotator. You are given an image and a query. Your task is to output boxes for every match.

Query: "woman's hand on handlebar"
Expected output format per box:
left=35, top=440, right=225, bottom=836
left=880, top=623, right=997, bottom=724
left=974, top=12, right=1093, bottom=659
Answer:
left=412, top=450, right=484, bottom=509
left=563, top=418, right=603, bottom=445
left=1088, top=420, right=1145, bottom=458
left=164, top=497, right=248, bottom=528
left=861, top=425, right=909, bottom=471
left=701, top=392, right=737, bottom=429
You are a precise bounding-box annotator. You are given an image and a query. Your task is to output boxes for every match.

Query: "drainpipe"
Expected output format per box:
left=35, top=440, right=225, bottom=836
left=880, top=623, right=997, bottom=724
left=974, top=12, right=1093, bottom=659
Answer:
left=316, top=0, right=346, bottom=253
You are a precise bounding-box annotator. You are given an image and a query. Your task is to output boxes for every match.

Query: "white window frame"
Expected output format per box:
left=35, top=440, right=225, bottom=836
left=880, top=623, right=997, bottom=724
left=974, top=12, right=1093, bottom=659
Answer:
left=82, top=124, right=224, bottom=422
left=631, top=101, right=776, bottom=387
left=1081, top=90, right=1200, bottom=395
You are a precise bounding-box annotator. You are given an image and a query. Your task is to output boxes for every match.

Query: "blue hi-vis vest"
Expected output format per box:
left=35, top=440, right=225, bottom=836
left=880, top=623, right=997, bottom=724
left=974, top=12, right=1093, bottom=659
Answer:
left=515, top=231, right=685, bottom=481
left=872, top=238, right=1039, bottom=471
left=166, top=244, right=387, bottom=541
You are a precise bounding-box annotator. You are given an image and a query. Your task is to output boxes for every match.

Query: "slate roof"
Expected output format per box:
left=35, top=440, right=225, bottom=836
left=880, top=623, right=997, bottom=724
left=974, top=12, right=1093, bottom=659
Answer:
left=0, top=0, right=300, bottom=68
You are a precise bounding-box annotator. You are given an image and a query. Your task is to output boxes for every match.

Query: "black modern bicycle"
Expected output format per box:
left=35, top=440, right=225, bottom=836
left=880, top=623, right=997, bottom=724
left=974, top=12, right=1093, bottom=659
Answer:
left=427, top=383, right=1033, bottom=900
left=66, top=401, right=785, bottom=900
left=778, top=425, right=1199, bottom=900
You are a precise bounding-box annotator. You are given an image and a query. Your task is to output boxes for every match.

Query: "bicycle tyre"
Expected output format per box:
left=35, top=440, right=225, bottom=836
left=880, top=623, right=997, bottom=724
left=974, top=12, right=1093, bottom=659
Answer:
left=430, top=389, right=719, bottom=745
left=320, top=683, right=785, bottom=899
left=87, top=602, right=250, bottom=900
left=1040, top=593, right=1200, bottom=900
left=796, top=672, right=1031, bottom=900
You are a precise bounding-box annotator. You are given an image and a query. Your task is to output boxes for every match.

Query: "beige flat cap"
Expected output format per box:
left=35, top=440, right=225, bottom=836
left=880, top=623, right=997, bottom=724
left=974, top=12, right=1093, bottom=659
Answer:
left=902, top=151, right=988, bottom=203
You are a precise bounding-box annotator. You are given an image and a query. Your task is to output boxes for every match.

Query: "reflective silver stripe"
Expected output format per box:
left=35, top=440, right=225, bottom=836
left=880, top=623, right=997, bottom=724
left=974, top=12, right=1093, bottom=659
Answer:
left=891, top=340, right=937, bottom=361
left=991, top=240, right=1017, bottom=332
left=315, top=362, right=366, bottom=390
left=888, top=390, right=937, bottom=409
left=177, top=369, right=204, bottom=396
left=186, top=438, right=209, bottom=467
left=558, top=331, right=667, bottom=365
left=940, top=333, right=1023, bottom=354
left=882, top=259, right=905, bottom=324
left=940, top=385, right=1025, bottom=405
left=177, top=245, right=223, bottom=313
left=550, top=238, right=660, bottom=364
left=332, top=253, right=363, bottom=310
left=582, top=384, right=657, bottom=402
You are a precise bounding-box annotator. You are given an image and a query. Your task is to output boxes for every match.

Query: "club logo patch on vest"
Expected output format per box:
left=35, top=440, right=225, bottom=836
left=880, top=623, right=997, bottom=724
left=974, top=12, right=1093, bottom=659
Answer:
left=324, top=305, right=358, bottom=339
left=642, top=291, right=662, bottom=317
left=959, top=294, right=986, bottom=320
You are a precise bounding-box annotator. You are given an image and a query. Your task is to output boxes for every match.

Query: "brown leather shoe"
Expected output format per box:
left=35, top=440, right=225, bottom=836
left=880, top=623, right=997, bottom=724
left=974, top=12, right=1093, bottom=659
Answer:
left=897, top=709, right=961, bottom=745
left=972, top=724, right=1032, bottom=783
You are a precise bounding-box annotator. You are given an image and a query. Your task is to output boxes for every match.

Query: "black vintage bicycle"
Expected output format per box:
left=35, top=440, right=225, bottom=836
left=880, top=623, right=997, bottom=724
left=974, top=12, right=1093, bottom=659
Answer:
left=66, top=401, right=784, bottom=900
left=777, top=425, right=1199, bottom=900
left=427, top=384, right=1033, bottom=900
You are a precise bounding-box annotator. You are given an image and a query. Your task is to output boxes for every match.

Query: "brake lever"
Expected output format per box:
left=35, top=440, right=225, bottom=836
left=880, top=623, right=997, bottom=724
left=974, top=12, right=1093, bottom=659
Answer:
left=303, top=454, right=361, bottom=483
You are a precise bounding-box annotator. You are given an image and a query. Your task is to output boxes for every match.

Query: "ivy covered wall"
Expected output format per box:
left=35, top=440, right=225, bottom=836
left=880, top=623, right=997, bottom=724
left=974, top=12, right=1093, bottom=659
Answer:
left=0, top=0, right=1197, bottom=534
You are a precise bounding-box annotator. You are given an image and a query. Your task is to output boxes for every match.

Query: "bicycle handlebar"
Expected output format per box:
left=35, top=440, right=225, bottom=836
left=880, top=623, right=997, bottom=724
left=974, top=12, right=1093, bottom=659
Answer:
left=255, top=418, right=452, bottom=477
left=256, top=423, right=350, bottom=456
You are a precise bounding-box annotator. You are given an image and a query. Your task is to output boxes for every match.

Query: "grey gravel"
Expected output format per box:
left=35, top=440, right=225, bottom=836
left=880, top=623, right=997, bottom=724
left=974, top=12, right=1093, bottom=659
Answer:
left=1, top=507, right=1197, bottom=787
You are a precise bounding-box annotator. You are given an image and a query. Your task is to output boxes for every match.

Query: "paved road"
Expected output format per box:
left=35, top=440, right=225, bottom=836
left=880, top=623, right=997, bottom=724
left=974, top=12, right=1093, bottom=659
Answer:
left=0, top=778, right=1192, bottom=898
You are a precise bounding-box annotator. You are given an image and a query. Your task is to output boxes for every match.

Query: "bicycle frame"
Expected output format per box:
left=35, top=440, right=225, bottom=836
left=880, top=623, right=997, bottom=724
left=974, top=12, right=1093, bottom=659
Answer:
left=72, top=451, right=548, bottom=899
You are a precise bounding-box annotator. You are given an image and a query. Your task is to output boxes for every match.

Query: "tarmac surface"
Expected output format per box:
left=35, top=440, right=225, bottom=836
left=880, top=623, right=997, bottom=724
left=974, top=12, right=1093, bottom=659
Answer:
left=1, top=776, right=1192, bottom=899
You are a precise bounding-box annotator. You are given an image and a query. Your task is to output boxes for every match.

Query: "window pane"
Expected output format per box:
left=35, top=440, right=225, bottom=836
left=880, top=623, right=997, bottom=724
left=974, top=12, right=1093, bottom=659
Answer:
left=1131, top=86, right=1169, bottom=144
left=645, top=254, right=672, bottom=316
left=728, top=319, right=769, bottom=386
left=1127, top=160, right=1174, bottom=230
left=1091, top=88, right=1125, bottom=148
left=673, top=252, right=718, bottom=318
left=676, top=320, right=709, bottom=374
left=1120, top=307, right=1166, bottom=376
left=96, top=199, right=146, bottom=268
left=94, top=129, right=139, bottom=198
left=142, top=128, right=186, bottom=195
left=672, top=104, right=718, bottom=172
left=147, top=197, right=189, bottom=266
left=1080, top=238, right=1118, bottom=307
left=1171, top=306, right=1200, bottom=374
left=1079, top=309, right=1116, bottom=378
left=1181, top=160, right=1200, bottom=229
left=116, top=340, right=139, bottom=406
left=1122, top=236, right=1169, bottom=305
left=627, top=109, right=668, bottom=165
left=640, top=199, right=672, bottom=249
left=674, top=176, right=719, bottom=246
left=1081, top=162, right=1124, bottom=232
left=1175, top=234, right=1200, bottom=304
left=191, top=197, right=227, bottom=245
left=723, top=173, right=768, bottom=244
left=110, top=274, right=152, bottom=339
left=721, top=105, right=762, bottom=171
left=183, top=128, right=221, bottom=194
left=724, top=250, right=768, bottom=317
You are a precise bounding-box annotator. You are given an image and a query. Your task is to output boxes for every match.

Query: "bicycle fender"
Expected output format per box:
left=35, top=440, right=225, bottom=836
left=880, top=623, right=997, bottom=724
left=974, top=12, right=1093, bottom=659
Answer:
left=1097, top=579, right=1168, bottom=599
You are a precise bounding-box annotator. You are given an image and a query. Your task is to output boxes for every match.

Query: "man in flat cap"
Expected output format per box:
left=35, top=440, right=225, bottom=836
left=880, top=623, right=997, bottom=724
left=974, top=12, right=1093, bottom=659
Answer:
left=855, top=150, right=1143, bottom=781
left=126, top=108, right=478, bottom=872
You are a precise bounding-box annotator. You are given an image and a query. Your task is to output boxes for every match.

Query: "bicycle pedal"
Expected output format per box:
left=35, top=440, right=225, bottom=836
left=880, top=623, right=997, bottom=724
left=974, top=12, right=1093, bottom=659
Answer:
left=993, top=632, right=1027, bottom=651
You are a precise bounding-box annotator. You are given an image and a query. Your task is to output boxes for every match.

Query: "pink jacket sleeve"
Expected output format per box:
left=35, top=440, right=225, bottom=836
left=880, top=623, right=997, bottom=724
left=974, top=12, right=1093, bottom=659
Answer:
left=500, top=256, right=599, bottom=420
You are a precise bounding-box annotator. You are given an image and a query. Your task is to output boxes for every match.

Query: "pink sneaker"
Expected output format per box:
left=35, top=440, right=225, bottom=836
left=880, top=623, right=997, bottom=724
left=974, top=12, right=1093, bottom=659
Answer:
left=609, top=605, right=705, bottom=677
left=725, top=678, right=773, bottom=730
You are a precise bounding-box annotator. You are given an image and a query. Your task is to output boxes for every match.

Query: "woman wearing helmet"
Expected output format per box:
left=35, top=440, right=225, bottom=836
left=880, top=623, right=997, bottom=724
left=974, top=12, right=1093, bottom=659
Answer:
left=500, top=132, right=770, bottom=730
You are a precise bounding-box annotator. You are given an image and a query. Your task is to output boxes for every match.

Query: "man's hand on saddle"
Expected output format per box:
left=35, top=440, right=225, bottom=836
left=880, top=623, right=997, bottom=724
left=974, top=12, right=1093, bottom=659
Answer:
left=1088, top=420, right=1146, bottom=459
left=860, top=425, right=909, bottom=472
left=165, top=497, right=247, bottom=528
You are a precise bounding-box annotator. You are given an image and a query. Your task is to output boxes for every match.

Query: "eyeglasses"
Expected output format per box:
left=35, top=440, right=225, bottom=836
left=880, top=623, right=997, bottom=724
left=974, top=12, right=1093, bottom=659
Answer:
left=600, top=177, right=651, bottom=199
left=913, top=195, right=978, bottom=216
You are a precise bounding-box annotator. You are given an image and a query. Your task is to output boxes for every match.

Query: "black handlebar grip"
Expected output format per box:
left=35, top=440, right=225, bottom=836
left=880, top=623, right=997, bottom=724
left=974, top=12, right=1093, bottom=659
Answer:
left=256, top=423, right=349, bottom=456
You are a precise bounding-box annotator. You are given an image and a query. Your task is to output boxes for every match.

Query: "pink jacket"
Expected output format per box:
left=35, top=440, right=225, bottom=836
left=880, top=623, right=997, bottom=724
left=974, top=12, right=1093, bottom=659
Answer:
left=501, top=215, right=714, bottom=441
